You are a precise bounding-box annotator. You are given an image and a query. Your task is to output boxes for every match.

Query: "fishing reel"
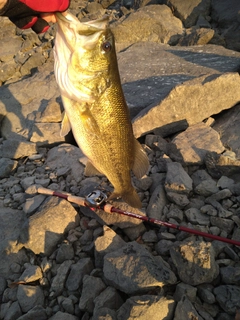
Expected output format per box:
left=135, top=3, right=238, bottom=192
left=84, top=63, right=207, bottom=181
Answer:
left=85, top=189, right=108, bottom=207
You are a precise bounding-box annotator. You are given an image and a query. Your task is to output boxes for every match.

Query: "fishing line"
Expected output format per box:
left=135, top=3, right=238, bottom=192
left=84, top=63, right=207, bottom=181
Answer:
left=37, top=187, right=240, bottom=247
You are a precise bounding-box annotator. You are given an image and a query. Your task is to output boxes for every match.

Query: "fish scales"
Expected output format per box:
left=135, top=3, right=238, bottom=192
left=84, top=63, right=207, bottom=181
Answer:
left=54, top=12, right=149, bottom=208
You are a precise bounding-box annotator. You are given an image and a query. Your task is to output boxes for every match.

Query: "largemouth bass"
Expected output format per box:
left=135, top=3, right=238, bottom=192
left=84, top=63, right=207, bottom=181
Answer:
left=54, top=12, right=149, bottom=208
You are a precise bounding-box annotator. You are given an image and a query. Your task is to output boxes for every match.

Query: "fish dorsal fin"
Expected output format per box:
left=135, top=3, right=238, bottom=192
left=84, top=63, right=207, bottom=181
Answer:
left=132, top=139, right=149, bottom=179
left=85, top=161, right=103, bottom=176
left=60, top=112, right=71, bottom=137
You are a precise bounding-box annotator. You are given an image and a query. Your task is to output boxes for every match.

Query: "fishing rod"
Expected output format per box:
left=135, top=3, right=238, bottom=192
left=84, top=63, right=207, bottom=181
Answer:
left=37, top=187, right=240, bottom=247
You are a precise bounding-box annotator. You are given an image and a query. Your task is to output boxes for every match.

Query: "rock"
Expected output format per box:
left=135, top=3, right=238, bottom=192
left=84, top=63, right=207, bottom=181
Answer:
left=18, top=197, right=79, bottom=256
left=55, top=242, right=75, bottom=264
left=65, top=258, right=94, bottom=291
left=0, top=158, right=18, bottom=178
left=17, top=306, right=48, bottom=320
left=164, top=0, right=211, bottom=28
left=94, top=226, right=126, bottom=268
left=174, top=296, right=204, bottom=320
left=213, top=285, right=240, bottom=315
left=79, top=275, right=106, bottom=313
left=50, top=260, right=73, bottom=298
left=93, top=286, right=124, bottom=315
left=194, top=179, right=219, bottom=197
left=205, top=151, right=240, bottom=179
left=213, top=104, right=240, bottom=158
left=173, top=282, right=197, bottom=302
left=30, top=122, right=64, bottom=146
left=22, top=194, right=46, bottom=215
left=48, top=311, right=78, bottom=320
left=165, top=162, right=193, bottom=195
left=0, top=140, right=37, bottom=159
left=184, top=208, right=210, bottom=226
left=197, top=284, right=216, bottom=304
left=167, top=192, right=190, bottom=208
left=3, top=301, right=22, bottom=320
left=146, top=184, right=168, bottom=220
left=170, top=240, right=219, bottom=285
left=19, top=264, right=43, bottom=283
left=112, top=5, right=183, bottom=45
left=217, top=176, right=235, bottom=189
left=45, top=144, right=85, bottom=183
left=133, top=73, right=240, bottom=138
left=34, top=98, right=63, bottom=123
left=169, top=123, right=225, bottom=165
left=117, top=295, right=176, bottom=320
left=17, top=285, right=45, bottom=313
left=220, top=266, right=240, bottom=285
left=103, top=241, right=177, bottom=295
left=210, top=217, right=234, bottom=235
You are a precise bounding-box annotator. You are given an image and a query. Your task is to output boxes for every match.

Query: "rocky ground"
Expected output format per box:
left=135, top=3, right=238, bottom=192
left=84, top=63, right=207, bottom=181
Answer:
left=1, top=0, right=240, bottom=319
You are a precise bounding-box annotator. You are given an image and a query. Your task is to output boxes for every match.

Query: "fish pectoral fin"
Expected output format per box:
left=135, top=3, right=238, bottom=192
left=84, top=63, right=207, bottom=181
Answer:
left=84, top=161, right=103, bottom=176
left=132, top=139, right=149, bottom=179
left=79, top=106, right=100, bottom=135
left=60, top=112, right=72, bottom=137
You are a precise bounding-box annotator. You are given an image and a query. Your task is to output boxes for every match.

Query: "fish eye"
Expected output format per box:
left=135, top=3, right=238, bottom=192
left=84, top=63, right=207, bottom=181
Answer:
left=102, top=41, right=112, bottom=52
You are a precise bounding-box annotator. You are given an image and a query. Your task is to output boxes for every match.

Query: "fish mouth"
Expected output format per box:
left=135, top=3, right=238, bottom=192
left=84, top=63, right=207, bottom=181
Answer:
left=55, top=12, right=109, bottom=51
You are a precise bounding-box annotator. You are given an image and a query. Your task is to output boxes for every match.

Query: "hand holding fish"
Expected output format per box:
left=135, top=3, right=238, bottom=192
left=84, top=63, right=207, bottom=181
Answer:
left=0, top=0, right=70, bottom=33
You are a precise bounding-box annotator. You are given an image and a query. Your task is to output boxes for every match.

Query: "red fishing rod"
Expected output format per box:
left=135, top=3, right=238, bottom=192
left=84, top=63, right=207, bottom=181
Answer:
left=37, top=187, right=240, bottom=247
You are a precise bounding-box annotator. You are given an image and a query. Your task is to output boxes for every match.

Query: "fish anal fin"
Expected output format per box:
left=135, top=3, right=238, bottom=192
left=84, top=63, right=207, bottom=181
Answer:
left=109, top=187, right=142, bottom=209
left=60, top=112, right=71, bottom=137
left=132, top=139, right=149, bottom=179
left=84, top=161, right=103, bottom=176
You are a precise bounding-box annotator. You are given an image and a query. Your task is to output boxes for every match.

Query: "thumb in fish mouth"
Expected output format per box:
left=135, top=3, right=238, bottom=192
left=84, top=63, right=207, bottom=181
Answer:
left=41, top=10, right=68, bottom=23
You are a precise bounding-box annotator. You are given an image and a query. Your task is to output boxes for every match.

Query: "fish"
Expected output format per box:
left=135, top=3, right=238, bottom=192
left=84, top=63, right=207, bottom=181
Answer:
left=53, top=11, right=149, bottom=208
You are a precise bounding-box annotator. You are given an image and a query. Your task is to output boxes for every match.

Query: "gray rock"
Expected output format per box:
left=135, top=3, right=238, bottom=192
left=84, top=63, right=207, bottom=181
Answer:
left=146, top=184, right=168, bottom=220
left=17, top=306, right=47, bottom=320
left=155, top=240, right=174, bottom=256
left=173, top=282, right=197, bottom=302
left=0, top=158, right=18, bottom=178
left=166, top=192, right=190, bottom=208
left=0, top=140, right=37, bottom=159
left=170, top=123, right=225, bottom=165
left=210, top=217, right=235, bottom=235
left=56, top=243, right=75, bottom=264
left=213, top=285, right=240, bottom=315
left=117, top=295, right=176, bottom=320
left=165, top=0, right=211, bottom=28
left=112, top=5, right=183, bottom=45
left=173, top=296, right=204, bottom=320
left=19, top=264, right=43, bottom=283
left=165, top=162, right=193, bottom=195
left=50, top=260, right=73, bottom=298
left=20, top=176, right=36, bottom=190
left=3, top=301, right=22, bottom=320
left=61, top=297, right=75, bottom=314
left=18, top=197, right=79, bottom=256
left=79, top=275, right=106, bottom=313
left=93, top=286, right=124, bottom=315
left=22, top=194, right=46, bottom=215
left=133, top=73, right=240, bottom=138
left=170, top=240, right=219, bottom=285
left=103, top=241, right=177, bottom=295
left=30, top=122, right=64, bottom=147
left=194, top=179, right=219, bottom=197
left=94, top=226, right=126, bottom=268
left=45, top=144, right=85, bottom=183
left=217, top=176, right=235, bottom=189
left=65, top=258, right=94, bottom=291
left=92, top=307, right=116, bottom=320
left=184, top=208, right=210, bottom=226
left=220, top=266, right=240, bottom=285
left=142, top=230, right=158, bottom=243
left=48, top=311, right=78, bottom=320
left=17, top=285, right=45, bottom=313
left=197, top=284, right=216, bottom=304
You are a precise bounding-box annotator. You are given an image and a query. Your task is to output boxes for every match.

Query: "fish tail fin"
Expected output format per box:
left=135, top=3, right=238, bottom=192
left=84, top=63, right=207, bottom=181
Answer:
left=110, top=187, right=142, bottom=209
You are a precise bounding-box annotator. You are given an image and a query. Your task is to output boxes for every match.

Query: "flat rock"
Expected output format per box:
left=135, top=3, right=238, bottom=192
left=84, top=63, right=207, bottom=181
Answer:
left=213, top=285, right=240, bottom=315
left=45, top=143, right=85, bottom=183
left=18, top=197, right=80, bottom=256
left=112, top=5, right=183, bottom=45
left=170, top=240, right=219, bottom=285
left=0, top=139, right=37, bottom=159
left=165, top=162, right=193, bottom=195
left=133, top=72, right=240, bottom=138
left=0, top=158, right=18, bottom=178
left=165, top=0, right=211, bottom=28
left=170, top=122, right=225, bottom=165
left=17, top=285, right=45, bottom=313
left=103, top=241, right=177, bottom=295
left=117, top=295, right=176, bottom=320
